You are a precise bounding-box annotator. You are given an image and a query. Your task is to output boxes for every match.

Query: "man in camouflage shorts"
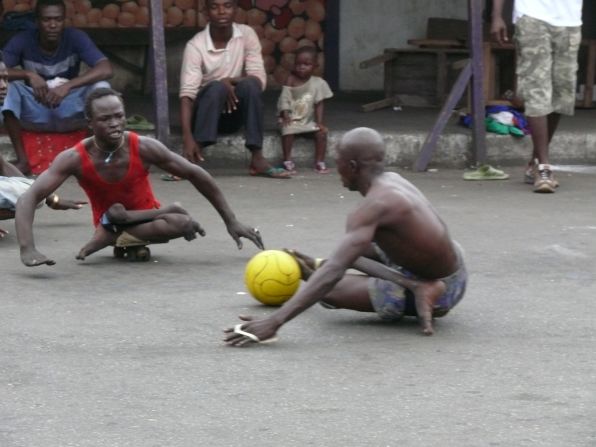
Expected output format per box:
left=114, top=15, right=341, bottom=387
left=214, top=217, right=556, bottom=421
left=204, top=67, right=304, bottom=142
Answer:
left=491, top=0, right=583, bottom=193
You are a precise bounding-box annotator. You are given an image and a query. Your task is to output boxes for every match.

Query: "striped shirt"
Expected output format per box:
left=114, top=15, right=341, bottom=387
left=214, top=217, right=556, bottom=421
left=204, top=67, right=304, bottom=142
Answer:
left=179, top=23, right=266, bottom=100
left=2, top=28, right=106, bottom=80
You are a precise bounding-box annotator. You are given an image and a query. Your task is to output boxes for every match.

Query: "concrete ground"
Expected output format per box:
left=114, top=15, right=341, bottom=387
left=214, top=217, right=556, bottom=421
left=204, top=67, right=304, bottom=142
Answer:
left=1, top=167, right=595, bottom=446
left=2, top=91, right=596, bottom=169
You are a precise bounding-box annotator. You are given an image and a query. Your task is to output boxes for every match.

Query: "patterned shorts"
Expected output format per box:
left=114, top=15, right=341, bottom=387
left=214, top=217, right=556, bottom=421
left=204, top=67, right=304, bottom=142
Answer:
left=514, top=15, right=581, bottom=117
left=368, top=243, right=467, bottom=321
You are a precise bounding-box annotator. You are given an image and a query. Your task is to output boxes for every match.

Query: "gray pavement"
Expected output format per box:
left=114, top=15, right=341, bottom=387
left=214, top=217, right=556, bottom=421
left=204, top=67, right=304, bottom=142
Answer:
left=1, top=168, right=596, bottom=446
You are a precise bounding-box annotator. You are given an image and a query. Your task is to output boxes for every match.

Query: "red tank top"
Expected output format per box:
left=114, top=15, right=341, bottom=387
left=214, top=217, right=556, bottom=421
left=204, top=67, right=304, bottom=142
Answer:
left=75, top=132, right=160, bottom=226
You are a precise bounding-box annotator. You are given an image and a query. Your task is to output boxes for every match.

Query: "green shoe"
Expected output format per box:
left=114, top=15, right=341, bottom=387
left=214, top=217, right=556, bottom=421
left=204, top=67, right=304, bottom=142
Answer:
left=126, top=114, right=155, bottom=131
left=463, top=164, right=509, bottom=181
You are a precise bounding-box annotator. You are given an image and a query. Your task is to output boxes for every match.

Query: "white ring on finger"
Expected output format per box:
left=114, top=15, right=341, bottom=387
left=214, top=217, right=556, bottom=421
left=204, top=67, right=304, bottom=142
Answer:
left=233, top=324, right=260, bottom=343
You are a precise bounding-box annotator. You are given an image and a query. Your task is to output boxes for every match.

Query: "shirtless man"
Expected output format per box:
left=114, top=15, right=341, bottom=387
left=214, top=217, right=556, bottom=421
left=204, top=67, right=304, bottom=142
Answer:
left=225, top=127, right=467, bottom=346
left=16, top=87, right=264, bottom=266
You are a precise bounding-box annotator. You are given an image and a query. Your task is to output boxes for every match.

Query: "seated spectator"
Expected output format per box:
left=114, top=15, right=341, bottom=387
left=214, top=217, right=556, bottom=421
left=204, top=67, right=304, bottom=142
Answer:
left=179, top=0, right=289, bottom=179
left=1, top=0, right=113, bottom=175
left=0, top=55, right=84, bottom=239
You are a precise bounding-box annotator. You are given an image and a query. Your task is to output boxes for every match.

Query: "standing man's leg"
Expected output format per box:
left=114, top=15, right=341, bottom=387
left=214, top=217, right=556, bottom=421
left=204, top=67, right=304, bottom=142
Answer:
left=515, top=17, right=556, bottom=192
left=516, top=17, right=581, bottom=193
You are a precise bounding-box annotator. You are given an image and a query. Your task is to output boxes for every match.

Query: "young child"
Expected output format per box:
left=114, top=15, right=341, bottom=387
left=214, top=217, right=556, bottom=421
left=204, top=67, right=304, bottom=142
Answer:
left=277, top=46, right=333, bottom=174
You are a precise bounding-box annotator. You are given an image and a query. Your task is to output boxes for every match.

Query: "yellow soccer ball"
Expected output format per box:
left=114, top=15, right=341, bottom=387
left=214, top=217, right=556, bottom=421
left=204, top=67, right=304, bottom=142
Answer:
left=244, top=250, right=302, bottom=306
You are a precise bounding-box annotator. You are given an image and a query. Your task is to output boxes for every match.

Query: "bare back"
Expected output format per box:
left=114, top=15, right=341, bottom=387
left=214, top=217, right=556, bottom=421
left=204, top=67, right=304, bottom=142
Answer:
left=363, top=172, right=457, bottom=279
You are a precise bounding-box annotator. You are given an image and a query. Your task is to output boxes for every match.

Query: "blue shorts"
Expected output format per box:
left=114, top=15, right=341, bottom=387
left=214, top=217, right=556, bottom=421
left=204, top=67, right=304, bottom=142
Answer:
left=368, top=242, right=467, bottom=321
left=0, top=80, right=110, bottom=132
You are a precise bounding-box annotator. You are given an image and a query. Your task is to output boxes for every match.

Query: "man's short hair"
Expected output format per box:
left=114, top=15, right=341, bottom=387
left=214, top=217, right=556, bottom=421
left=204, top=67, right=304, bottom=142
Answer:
left=35, top=0, right=66, bottom=18
left=85, top=88, right=123, bottom=119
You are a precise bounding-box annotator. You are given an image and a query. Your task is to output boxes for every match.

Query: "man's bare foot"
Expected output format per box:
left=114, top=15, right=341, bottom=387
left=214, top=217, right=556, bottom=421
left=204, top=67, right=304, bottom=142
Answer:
left=20, top=247, right=55, bottom=266
left=76, top=226, right=118, bottom=260
left=411, top=280, right=446, bottom=336
left=166, top=202, right=189, bottom=216
left=183, top=219, right=206, bottom=241
left=0, top=227, right=8, bottom=238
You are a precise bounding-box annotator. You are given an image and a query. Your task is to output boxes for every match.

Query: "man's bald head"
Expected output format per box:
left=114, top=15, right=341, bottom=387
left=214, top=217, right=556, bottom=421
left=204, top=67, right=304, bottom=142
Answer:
left=337, top=127, right=385, bottom=163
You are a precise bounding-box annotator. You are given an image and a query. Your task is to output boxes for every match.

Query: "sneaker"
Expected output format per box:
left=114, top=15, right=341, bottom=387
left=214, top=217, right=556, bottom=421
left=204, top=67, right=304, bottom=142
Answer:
left=314, top=161, right=330, bottom=174
left=533, top=164, right=557, bottom=193
left=282, top=160, right=297, bottom=175
left=525, top=159, right=559, bottom=187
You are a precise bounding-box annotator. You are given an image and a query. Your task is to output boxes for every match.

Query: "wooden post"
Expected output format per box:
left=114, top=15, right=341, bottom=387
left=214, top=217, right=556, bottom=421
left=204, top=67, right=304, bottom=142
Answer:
left=148, top=0, right=170, bottom=146
left=468, top=0, right=486, bottom=165
left=414, top=0, right=486, bottom=171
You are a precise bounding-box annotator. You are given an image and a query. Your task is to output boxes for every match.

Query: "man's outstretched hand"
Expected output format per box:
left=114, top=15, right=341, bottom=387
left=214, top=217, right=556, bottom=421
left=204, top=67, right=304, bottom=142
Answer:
left=223, top=315, right=279, bottom=347
left=227, top=221, right=264, bottom=250
left=20, top=247, right=55, bottom=267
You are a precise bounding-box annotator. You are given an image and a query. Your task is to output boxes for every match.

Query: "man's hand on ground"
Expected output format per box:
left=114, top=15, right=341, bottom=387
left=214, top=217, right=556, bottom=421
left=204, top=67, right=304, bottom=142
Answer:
left=20, top=247, right=55, bottom=267
left=223, top=315, right=279, bottom=347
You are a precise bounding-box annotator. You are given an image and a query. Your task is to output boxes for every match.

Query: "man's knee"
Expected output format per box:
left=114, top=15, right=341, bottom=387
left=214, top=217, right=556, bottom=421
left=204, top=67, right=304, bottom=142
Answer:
left=201, top=81, right=228, bottom=99
left=235, top=77, right=262, bottom=98
left=168, top=213, right=194, bottom=233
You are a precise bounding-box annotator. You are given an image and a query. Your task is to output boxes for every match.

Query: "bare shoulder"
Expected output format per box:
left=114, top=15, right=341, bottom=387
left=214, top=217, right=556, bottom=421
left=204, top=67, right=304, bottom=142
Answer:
left=52, top=146, right=83, bottom=171
left=137, top=134, right=170, bottom=159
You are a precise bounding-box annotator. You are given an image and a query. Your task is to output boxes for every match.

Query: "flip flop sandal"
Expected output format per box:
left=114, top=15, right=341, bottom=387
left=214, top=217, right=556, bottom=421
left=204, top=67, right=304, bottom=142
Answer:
left=462, top=164, right=509, bottom=181
left=160, top=174, right=183, bottom=181
left=249, top=166, right=291, bottom=179
left=233, top=324, right=278, bottom=344
left=126, top=114, right=155, bottom=131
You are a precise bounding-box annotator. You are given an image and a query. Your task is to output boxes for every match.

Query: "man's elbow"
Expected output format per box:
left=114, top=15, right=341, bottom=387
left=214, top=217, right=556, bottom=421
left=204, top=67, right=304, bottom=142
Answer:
left=103, top=63, right=114, bottom=80
left=96, top=60, right=114, bottom=80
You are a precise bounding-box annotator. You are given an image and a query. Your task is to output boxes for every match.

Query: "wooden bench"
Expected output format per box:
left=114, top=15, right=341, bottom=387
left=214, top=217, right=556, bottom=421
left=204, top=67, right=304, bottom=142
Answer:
left=359, top=47, right=469, bottom=111
left=359, top=18, right=470, bottom=111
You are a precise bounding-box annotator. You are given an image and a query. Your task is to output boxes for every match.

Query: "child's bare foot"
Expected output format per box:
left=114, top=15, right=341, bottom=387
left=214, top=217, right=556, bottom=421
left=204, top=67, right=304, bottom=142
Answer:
left=76, top=226, right=118, bottom=260
left=412, top=280, right=446, bottom=336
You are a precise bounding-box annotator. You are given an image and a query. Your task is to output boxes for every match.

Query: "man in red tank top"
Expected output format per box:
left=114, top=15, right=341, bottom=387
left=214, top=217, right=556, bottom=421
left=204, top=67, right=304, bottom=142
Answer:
left=15, top=88, right=264, bottom=267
